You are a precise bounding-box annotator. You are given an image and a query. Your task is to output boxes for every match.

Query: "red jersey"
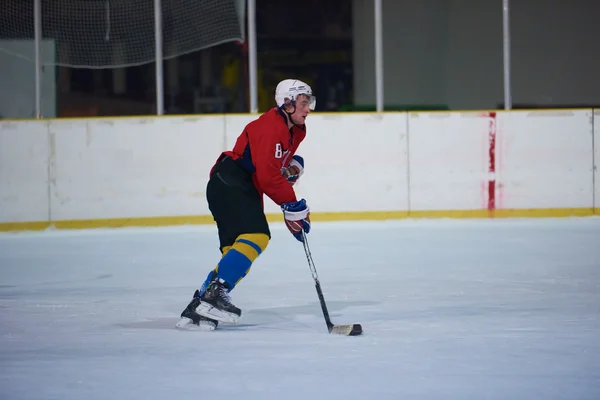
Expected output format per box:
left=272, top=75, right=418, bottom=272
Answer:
left=211, top=108, right=306, bottom=206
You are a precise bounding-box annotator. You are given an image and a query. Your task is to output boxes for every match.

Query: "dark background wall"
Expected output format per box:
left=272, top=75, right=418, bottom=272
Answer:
left=1, top=0, right=598, bottom=117
left=353, top=0, right=600, bottom=110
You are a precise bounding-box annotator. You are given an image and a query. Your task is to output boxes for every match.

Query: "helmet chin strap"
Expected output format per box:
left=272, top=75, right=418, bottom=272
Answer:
left=282, top=104, right=298, bottom=126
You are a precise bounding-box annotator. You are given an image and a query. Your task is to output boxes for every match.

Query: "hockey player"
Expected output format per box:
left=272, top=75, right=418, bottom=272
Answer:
left=176, top=79, right=315, bottom=331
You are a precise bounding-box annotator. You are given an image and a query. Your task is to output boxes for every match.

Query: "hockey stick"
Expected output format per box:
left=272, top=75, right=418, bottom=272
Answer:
left=301, top=231, right=362, bottom=336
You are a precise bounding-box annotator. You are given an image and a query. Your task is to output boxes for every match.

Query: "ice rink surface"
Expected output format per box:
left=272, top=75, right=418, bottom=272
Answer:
left=1, top=217, right=600, bottom=400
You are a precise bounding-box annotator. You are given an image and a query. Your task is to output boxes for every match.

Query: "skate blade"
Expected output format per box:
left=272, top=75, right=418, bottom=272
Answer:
left=175, top=317, right=216, bottom=332
left=196, top=302, right=240, bottom=324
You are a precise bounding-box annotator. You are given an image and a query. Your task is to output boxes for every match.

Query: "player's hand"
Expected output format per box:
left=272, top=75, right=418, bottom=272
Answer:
left=282, top=155, right=304, bottom=185
left=281, top=199, right=311, bottom=242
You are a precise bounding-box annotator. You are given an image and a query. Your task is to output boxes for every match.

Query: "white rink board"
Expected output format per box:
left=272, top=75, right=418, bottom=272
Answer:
left=286, top=112, right=409, bottom=213
left=49, top=117, right=226, bottom=221
left=595, top=109, right=600, bottom=210
left=497, top=110, right=594, bottom=210
left=0, top=110, right=597, bottom=225
left=224, top=114, right=258, bottom=150
left=0, top=120, right=49, bottom=222
left=408, top=112, right=491, bottom=210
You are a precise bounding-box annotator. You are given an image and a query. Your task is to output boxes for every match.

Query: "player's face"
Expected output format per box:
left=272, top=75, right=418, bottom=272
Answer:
left=290, top=94, right=312, bottom=125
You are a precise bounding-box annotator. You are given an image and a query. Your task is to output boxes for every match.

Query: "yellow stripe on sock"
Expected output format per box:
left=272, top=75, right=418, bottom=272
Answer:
left=221, top=245, right=232, bottom=257
left=234, top=233, right=269, bottom=262
left=230, top=233, right=269, bottom=286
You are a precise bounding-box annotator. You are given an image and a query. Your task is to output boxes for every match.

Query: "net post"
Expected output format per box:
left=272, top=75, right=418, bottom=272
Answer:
left=34, top=0, right=42, bottom=118
left=374, top=0, right=384, bottom=113
left=248, top=0, right=258, bottom=113
left=502, top=0, right=511, bottom=110
left=154, top=0, right=164, bottom=115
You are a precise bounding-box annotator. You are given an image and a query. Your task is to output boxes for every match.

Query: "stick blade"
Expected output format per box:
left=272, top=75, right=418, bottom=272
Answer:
left=330, top=324, right=363, bottom=336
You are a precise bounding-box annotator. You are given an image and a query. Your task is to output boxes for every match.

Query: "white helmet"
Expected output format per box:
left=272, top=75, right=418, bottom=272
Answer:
left=275, top=79, right=316, bottom=110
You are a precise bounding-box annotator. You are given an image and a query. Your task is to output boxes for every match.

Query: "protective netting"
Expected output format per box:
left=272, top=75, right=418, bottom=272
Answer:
left=0, top=0, right=245, bottom=68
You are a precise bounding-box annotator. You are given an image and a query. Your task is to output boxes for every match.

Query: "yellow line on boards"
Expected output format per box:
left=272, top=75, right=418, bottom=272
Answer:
left=0, top=208, right=596, bottom=232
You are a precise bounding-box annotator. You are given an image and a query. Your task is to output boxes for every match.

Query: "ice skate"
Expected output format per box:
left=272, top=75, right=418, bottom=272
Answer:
left=175, top=290, right=219, bottom=331
left=196, top=278, right=241, bottom=323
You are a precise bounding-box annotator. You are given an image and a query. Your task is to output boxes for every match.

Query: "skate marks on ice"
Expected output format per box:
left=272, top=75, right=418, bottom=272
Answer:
left=244, top=299, right=374, bottom=332
left=118, top=299, right=376, bottom=333
left=118, top=318, right=262, bottom=332
left=0, top=273, right=114, bottom=292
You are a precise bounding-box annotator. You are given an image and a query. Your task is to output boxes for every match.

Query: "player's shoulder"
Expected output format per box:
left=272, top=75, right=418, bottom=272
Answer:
left=247, top=108, right=287, bottom=135
left=259, top=107, right=285, bottom=124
